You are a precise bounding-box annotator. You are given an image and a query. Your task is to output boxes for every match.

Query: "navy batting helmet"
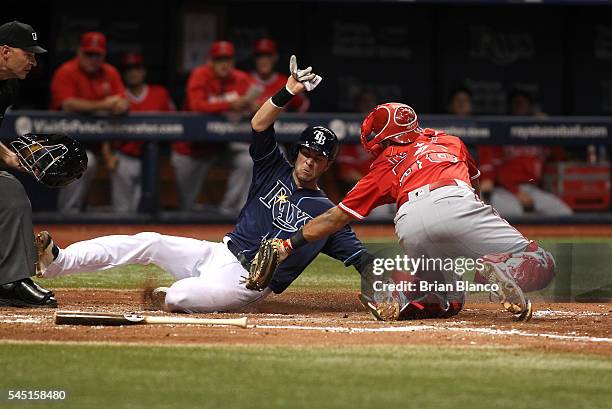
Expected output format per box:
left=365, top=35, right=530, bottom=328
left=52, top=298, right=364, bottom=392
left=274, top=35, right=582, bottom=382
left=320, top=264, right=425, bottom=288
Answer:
left=291, top=126, right=339, bottom=162
left=10, top=133, right=88, bottom=188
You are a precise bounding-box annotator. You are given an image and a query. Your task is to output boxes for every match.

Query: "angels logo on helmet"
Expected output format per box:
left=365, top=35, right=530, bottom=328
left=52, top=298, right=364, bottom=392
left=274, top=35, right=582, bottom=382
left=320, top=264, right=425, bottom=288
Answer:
left=360, top=103, right=423, bottom=157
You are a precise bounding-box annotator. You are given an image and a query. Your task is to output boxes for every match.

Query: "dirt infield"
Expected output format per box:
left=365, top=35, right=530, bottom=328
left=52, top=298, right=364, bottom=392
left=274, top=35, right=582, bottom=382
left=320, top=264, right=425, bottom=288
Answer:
left=1, top=289, right=610, bottom=355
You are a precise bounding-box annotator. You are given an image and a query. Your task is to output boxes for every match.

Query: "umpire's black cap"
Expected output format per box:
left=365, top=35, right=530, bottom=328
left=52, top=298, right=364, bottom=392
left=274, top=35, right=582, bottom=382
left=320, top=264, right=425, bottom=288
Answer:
left=0, top=21, right=47, bottom=53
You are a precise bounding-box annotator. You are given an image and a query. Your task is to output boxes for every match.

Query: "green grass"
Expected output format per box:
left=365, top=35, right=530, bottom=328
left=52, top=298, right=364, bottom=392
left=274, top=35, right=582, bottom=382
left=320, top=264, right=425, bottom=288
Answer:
left=37, top=238, right=612, bottom=299
left=1, top=343, right=611, bottom=409
left=38, top=253, right=361, bottom=290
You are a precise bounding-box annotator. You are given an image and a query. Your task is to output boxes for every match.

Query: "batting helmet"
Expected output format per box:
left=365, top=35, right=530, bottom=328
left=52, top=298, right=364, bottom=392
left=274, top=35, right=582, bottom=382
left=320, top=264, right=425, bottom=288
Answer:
left=10, top=133, right=88, bottom=188
left=291, top=126, right=339, bottom=162
left=360, top=103, right=422, bottom=156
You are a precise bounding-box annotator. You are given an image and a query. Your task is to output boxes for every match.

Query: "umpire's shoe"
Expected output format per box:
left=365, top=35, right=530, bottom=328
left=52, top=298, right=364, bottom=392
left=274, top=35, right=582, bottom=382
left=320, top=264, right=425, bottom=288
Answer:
left=0, top=278, right=58, bottom=308
left=35, top=231, right=59, bottom=277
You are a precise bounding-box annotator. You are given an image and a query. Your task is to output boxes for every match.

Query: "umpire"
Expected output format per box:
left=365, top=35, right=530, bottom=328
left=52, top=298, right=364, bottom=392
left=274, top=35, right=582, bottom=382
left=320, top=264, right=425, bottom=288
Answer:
left=0, top=21, right=57, bottom=307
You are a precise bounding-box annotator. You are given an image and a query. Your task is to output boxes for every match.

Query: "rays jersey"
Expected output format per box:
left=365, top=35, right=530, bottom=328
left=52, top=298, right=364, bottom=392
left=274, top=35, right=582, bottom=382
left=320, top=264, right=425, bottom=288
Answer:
left=226, top=125, right=370, bottom=294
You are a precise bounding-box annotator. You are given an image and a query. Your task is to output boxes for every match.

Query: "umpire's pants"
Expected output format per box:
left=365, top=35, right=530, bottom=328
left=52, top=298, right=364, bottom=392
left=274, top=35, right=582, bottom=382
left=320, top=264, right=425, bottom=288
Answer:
left=0, top=171, right=36, bottom=285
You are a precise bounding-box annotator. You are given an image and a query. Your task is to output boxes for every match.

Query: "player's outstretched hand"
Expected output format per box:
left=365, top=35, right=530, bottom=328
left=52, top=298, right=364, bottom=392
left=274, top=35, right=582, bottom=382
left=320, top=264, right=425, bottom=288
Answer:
left=289, top=55, right=322, bottom=92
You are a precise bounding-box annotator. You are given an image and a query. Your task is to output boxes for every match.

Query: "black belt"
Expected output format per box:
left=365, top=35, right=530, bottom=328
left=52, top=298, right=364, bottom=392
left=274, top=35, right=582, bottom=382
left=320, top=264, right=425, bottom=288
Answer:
left=226, top=240, right=251, bottom=271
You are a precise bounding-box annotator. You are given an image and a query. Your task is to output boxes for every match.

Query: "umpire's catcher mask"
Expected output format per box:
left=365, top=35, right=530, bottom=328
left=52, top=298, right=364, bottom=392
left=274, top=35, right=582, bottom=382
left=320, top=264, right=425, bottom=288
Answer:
left=10, top=133, right=88, bottom=187
left=290, top=126, right=339, bottom=163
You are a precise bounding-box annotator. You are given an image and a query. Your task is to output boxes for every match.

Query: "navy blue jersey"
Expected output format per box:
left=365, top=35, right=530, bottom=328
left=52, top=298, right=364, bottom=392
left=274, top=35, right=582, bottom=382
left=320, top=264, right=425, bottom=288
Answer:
left=226, top=125, right=369, bottom=294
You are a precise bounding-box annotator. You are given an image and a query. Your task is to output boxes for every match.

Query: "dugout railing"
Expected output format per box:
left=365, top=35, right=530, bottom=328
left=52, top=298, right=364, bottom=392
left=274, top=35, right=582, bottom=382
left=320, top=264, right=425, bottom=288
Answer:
left=1, top=110, right=611, bottom=224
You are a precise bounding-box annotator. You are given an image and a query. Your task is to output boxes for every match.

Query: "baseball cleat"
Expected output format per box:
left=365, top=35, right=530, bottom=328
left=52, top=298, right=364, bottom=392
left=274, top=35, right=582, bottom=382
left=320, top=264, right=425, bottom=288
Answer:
left=516, top=299, right=533, bottom=322
left=35, top=231, right=58, bottom=277
left=151, top=287, right=169, bottom=311
left=358, top=294, right=400, bottom=321
left=479, top=260, right=532, bottom=321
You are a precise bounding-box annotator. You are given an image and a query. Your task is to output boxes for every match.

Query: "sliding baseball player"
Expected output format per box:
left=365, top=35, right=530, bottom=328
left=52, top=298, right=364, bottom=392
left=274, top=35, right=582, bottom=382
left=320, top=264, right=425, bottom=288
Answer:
left=36, top=56, right=377, bottom=313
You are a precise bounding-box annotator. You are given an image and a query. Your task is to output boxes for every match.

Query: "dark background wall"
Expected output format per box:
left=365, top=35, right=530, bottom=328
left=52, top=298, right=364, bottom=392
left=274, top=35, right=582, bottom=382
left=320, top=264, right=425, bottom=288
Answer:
left=5, top=1, right=612, bottom=115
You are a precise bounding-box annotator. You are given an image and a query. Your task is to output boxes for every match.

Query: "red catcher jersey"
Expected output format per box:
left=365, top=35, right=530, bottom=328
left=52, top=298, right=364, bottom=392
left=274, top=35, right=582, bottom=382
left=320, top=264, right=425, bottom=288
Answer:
left=115, top=84, right=176, bottom=157
left=172, top=64, right=254, bottom=157
left=339, top=128, right=480, bottom=220
left=50, top=57, right=125, bottom=110
left=250, top=72, right=309, bottom=112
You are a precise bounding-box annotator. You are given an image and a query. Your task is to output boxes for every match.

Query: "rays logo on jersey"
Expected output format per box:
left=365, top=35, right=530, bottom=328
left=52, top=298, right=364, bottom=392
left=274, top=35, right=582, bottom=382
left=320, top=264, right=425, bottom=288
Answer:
left=259, top=180, right=312, bottom=232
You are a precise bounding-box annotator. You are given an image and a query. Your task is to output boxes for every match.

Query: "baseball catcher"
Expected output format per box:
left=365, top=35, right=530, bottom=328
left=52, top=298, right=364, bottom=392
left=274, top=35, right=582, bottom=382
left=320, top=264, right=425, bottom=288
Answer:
left=248, top=102, right=557, bottom=321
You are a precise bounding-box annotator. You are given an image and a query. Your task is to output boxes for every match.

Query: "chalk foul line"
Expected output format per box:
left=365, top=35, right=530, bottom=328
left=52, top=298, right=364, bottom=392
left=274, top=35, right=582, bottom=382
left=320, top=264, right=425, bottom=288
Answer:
left=253, top=324, right=612, bottom=343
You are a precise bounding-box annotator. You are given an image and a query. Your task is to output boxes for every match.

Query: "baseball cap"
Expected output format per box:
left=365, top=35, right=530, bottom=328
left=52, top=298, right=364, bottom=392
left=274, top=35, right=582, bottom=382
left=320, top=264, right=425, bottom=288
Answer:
left=0, top=20, right=47, bottom=53
left=122, top=52, right=144, bottom=68
left=209, top=41, right=235, bottom=59
left=253, top=38, right=277, bottom=55
left=80, top=32, right=107, bottom=54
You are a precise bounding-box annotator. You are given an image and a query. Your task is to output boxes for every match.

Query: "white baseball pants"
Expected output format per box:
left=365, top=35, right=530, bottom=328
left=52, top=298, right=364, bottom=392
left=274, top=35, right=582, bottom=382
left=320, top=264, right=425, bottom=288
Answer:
left=42, top=232, right=271, bottom=313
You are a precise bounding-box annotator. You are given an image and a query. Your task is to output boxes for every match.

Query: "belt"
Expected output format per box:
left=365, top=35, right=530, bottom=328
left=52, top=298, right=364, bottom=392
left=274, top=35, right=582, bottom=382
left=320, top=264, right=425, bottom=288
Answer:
left=226, top=240, right=251, bottom=271
left=398, top=179, right=460, bottom=208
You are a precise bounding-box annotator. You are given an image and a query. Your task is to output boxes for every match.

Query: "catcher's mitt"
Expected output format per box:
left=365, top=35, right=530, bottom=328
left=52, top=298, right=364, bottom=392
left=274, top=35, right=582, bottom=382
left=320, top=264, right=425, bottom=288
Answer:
left=245, top=238, right=284, bottom=291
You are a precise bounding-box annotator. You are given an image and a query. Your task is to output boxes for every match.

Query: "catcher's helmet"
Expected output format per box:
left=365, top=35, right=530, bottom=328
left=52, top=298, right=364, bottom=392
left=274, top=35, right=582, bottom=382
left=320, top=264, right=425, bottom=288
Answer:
left=360, top=103, right=422, bottom=156
left=10, top=133, right=88, bottom=188
left=291, top=126, right=339, bottom=162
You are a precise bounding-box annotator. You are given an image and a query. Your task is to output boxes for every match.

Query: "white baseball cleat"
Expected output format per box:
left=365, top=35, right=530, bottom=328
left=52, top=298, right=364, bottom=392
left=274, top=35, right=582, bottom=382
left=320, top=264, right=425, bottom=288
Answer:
left=35, top=231, right=57, bottom=277
left=151, top=287, right=169, bottom=311
left=478, top=260, right=533, bottom=321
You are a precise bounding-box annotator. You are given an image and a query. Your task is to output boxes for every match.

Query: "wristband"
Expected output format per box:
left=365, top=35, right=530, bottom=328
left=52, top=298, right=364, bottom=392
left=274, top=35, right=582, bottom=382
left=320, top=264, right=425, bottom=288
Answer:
left=270, top=86, right=295, bottom=108
left=288, top=227, right=308, bottom=250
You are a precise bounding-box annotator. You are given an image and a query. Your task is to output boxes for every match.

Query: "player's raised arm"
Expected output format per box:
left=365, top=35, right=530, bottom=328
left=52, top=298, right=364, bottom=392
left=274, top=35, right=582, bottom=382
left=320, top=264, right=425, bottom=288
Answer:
left=251, top=55, right=321, bottom=132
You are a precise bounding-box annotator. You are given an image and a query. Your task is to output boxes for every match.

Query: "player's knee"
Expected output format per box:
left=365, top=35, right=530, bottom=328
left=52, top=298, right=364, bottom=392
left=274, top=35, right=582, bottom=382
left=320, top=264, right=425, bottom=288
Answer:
left=165, top=279, right=224, bottom=313
left=164, top=291, right=187, bottom=312
left=133, top=232, right=163, bottom=255
left=165, top=283, right=196, bottom=313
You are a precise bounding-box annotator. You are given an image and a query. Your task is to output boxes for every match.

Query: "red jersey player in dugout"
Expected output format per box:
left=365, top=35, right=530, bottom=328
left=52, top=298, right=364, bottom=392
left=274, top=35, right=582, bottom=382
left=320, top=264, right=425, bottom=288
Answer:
left=270, top=102, right=557, bottom=322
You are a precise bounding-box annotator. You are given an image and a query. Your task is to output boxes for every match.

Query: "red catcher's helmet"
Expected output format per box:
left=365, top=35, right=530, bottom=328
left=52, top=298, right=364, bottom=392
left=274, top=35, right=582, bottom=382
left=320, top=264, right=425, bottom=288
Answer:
left=360, top=103, right=421, bottom=156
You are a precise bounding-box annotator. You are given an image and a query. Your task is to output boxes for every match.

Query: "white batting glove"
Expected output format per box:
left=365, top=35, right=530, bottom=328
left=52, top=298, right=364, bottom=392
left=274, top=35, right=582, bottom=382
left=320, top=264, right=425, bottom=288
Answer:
left=289, top=55, right=322, bottom=91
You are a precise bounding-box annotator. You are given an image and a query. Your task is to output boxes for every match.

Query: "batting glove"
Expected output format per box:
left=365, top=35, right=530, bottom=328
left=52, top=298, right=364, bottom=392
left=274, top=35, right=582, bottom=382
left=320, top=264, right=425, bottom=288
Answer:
left=290, top=55, right=322, bottom=92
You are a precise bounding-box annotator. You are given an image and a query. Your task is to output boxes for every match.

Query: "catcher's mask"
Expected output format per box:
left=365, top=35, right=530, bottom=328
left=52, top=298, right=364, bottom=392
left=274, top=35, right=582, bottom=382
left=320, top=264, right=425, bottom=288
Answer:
left=10, top=133, right=88, bottom=188
left=290, top=126, right=339, bottom=163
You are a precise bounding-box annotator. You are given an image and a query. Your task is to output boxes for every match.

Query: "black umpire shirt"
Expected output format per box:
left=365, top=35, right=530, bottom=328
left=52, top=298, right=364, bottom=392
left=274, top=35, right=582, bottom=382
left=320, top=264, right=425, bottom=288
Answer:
left=0, top=79, right=19, bottom=128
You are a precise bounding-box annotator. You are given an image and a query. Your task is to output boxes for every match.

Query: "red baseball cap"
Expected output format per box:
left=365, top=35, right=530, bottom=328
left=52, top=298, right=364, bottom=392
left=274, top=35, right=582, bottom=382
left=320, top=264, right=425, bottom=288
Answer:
left=209, top=41, right=235, bottom=59
left=122, top=52, right=144, bottom=68
left=253, top=38, right=277, bottom=55
left=80, top=31, right=106, bottom=54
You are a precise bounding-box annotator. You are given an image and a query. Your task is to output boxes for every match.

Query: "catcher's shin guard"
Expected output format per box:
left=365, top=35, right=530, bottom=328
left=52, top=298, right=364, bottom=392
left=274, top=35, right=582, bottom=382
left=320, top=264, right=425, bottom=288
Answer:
left=475, top=241, right=556, bottom=292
